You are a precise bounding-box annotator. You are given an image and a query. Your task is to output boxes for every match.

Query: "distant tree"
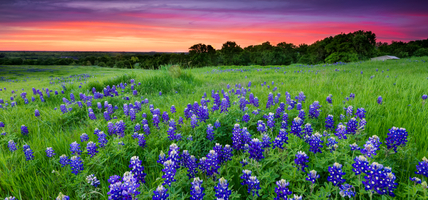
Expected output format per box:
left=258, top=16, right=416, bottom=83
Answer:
left=220, top=41, right=243, bottom=65
left=188, top=43, right=216, bottom=67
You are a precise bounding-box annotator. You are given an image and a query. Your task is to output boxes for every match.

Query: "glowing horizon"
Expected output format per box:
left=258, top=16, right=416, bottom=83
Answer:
left=1, top=0, right=427, bottom=52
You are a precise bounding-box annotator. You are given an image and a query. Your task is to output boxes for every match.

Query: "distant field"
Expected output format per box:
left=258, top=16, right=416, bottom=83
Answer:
left=1, top=57, right=428, bottom=199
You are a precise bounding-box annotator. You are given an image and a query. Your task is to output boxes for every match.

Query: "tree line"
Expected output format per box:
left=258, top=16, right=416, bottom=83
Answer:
left=1, top=30, right=427, bottom=68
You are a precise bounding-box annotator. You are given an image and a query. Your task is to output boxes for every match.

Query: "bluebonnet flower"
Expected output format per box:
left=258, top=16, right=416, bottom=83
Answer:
left=23, top=144, right=30, bottom=152
left=339, top=184, right=355, bottom=198
left=304, top=123, right=313, bottom=136
left=56, top=192, right=70, bottom=200
left=327, top=163, right=346, bottom=186
left=242, top=113, right=250, bottom=123
left=46, top=147, right=55, bottom=157
left=21, top=125, right=28, bottom=136
left=70, top=141, right=81, bottom=155
left=239, top=97, right=248, bottom=111
left=261, top=134, right=271, bottom=148
left=167, top=126, right=176, bottom=141
left=35, top=109, right=40, bottom=117
left=306, top=170, right=320, bottom=184
left=346, top=118, right=358, bottom=134
left=152, top=114, right=160, bottom=129
left=267, top=112, right=275, bottom=129
left=190, top=114, right=198, bottom=129
left=162, top=160, right=176, bottom=186
left=415, top=157, right=428, bottom=178
left=190, top=177, right=205, bottom=200
left=170, top=105, right=176, bottom=114
left=134, top=123, right=141, bottom=132
left=162, top=111, right=169, bottom=122
left=325, top=115, right=335, bottom=131
left=80, top=133, right=89, bottom=142
left=223, top=145, right=233, bottom=163
left=115, top=120, right=126, bottom=137
left=92, top=128, right=100, bottom=137
left=326, top=137, right=338, bottom=152
left=88, top=111, right=96, bottom=120
left=355, top=108, right=366, bottom=119
left=25, top=148, right=34, bottom=161
left=136, top=133, right=146, bottom=148
left=295, top=151, right=309, bottom=172
left=266, top=92, right=274, bottom=109
left=257, top=120, right=266, bottom=133
left=352, top=155, right=369, bottom=175
left=214, top=120, right=221, bottom=128
left=70, top=156, right=84, bottom=175
left=0, top=121, right=4, bottom=127
left=298, top=110, right=305, bottom=122
left=274, top=179, right=292, bottom=200
left=281, top=121, right=288, bottom=129
left=157, top=151, right=166, bottom=165
left=103, top=111, right=111, bottom=121
left=335, top=123, right=347, bottom=139
left=97, top=131, right=108, bottom=148
left=423, top=94, right=428, bottom=100
left=273, top=137, right=284, bottom=149
left=306, top=132, right=323, bottom=154
left=5, top=196, right=17, bottom=200
left=385, top=127, right=408, bottom=153
left=201, top=150, right=219, bottom=176
left=297, top=91, right=306, bottom=103
left=309, top=101, right=321, bottom=119
left=350, top=143, right=360, bottom=151
left=129, top=156, right=147, bottom=183
left=340, top=114, right=345, bottom=120
left=241, top=169, right=252, bottom=185
left=59, top=155, right=69, bottom=167
left=377, top=96, right=383, bottom=105
left=129, top=108, right=136, bottom=121
left=186, top=155, right=199, bottom=179
left=361, top=135, right=381, bottom=158
left=206, top=124, right=214, bottom=141
left=220, top=98, right=228, bottom=113
left=410, top=177, right=422, bottom=184
left=253, top=97, right=259, bottom=107
left=291, top=117, right=303, bottom=138
left=241, top=158, right=249, bottom=167
left=232, top=124, right=242, bottom=150
left=143, top=124, right=150, bottom=135
left=326, top=94, right=333, bottom=104
left=86, top=174, right=100, bottom=187
left=107, top=122, right=115, bottom=135
left=363, top=162, right=397, bottom=197
left=356, top=118, right=366, bottom=129
left=346, top=106, right=353, bottom=117
left=8, top=140, right=18, bottom=152
left=141, top=118, right=148, bottom=126
left=241, top=127, right=252, bottom=145
left=247, top=176, right=261, bottom=196
left=152, top=185, right=169, bottom=200
left=108, top=172, right=140, bottom=200
left=249, top=138, right=264, bottom=161
left=123, top=104, right=129, bottom=116
left=296, top=103, right=302, bottom=110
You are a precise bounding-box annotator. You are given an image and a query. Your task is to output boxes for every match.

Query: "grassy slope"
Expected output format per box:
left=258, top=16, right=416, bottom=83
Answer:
left=0, top=57, right=428, bottom=199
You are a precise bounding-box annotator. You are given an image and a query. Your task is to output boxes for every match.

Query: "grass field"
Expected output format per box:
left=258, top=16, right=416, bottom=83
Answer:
left=1, top=57, right=428, bottom=199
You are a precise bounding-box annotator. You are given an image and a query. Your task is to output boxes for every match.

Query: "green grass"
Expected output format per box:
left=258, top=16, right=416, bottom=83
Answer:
left=1, top=57, right=428, bottom=199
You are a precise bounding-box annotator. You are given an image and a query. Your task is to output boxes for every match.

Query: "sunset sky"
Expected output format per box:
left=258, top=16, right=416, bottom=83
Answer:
left=1, top=0, right=427, bottom=52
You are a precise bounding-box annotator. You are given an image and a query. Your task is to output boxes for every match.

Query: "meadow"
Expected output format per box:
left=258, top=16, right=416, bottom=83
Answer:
left=1, top=57, right=428, bottom=200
